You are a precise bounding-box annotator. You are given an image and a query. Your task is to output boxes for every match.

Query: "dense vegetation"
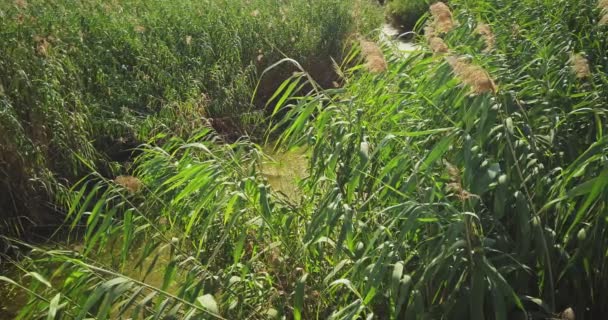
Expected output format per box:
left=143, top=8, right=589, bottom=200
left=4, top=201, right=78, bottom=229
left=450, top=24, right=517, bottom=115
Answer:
left=385, top=0, right=433, bottom=31
left=0, top=0, right=381, bottom=237
left=2, top=0, right=608, bottom=319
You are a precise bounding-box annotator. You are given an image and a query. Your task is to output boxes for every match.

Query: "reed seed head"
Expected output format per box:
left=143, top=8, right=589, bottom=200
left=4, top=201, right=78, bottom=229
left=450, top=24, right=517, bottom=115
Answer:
left=115, top=175, right=143, bottom=193
left=430, top=2, right=455, bottom=33
left=365, top=56, right=388, bottom=73
left=14, top=0, right=27, bottom=9
left=475, top=23, right=495, bottom=51
left=444, top=161, right=476, bottom=201
left=429, top=37, right=449, bottom=54
left=570, top=53, right=591, bottom=79
left=447, top=55, right=497, bottom=94
left=360, top=39, right=383, bottom=57
left=430, top=2, right=452, bottom=20
left=444, top=161, right=461, bottom=182
left=34, top=35, right=51, bottom=56
left=360, top=40, right=387, bottom=73
left=424, top=25, right=437, bottom=41
left=560, top=307, right=575, bottom=320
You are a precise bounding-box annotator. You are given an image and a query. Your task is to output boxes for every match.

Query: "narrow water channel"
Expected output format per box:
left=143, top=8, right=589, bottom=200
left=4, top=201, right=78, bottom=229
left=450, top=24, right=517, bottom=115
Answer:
left=380, top=23, right=420, bottom=52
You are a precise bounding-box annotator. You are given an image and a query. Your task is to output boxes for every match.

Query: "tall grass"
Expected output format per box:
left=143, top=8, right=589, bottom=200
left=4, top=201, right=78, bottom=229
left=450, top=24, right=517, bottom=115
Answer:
left=275, top=0, right=608, bottom=317
left=385, top=0, right=435, bottom=31
left=0, top=0, right=382, bottom=237
left=2, top=0, right=608, bottom=319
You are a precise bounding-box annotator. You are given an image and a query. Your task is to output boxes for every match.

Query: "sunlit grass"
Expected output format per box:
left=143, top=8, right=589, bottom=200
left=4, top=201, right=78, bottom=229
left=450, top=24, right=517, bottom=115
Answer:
left=2, top=0, right=608, bottom=319
left=0, top=0, right=382, bottom=238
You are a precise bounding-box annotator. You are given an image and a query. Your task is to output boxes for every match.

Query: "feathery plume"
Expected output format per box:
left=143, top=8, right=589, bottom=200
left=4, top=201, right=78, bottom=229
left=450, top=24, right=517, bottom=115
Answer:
left=16, top=13, right=25, bottom=24
left=430, top=2, right=455, bottom=33
left=570, top=53, right=591, bottom=79
left=446, top=55, right=497, bottom=94
left=14, top=0, right=27, bottom=9
left=365, top=56, right=388, bottom=73
left=424, top=25, right=437, bottom=41
left=360, top=40, right=387, bottom=74
left=430, top=2, right=452, bottom=20
left=33, top=35, right=50, bottom=56
left=429, top=37, right=449, bottom=54
left=444, top=161, right=477, bottom=201
left=360, top=39, right=383, bottom=57
left=115, top=175, right=143, bottom=193
left=599, top=0, right=608, bottom=25
left=475, top=23, right=495, bottom=52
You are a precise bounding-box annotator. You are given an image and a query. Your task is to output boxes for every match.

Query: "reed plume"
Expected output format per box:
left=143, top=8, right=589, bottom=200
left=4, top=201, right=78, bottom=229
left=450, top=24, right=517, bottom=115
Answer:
left=599, top=0, right=608, bottom=25
left=14, top=0, right=27, bottom=9
left=33, top=36, right=51, bottom=56
left=360, top=40, right=387, bottom=73
left=424, top=25, right=437, bottom=41
left=115, top=175, right=143, bottom=193
left=430, top=2, right=452, bottom=20
left=570, top=53, right=591, bottom=79
left=444, top=161, right=476, bottom=201
left=475, top=23, right=495, bottom=52
left=446, top=55, right=497, bottom=94
left=429, top=37, right=449, bottom=54
left=430, top=2, right=455, bottom=33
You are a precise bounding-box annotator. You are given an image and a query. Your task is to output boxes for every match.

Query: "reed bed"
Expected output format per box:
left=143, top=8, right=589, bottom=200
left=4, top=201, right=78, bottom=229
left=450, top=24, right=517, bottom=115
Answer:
left=0, top=0, right=381, bottom=239
left=2, top=0, right=608, bottom=319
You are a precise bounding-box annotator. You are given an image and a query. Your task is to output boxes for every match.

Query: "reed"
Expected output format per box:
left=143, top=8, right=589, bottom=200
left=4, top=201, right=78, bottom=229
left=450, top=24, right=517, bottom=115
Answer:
left=2, top=0, right=608, bottom=319
left=0, top=0, right=381, bottom=239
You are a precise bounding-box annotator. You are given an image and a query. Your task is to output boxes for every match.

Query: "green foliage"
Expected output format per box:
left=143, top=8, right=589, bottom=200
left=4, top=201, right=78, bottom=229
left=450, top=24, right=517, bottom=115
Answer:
left=386, top=0, right=431, bottom=31
left=274, top=0, right=608, bottom=317
left=0, top=0, right=381, bottom=236
left=2, top=0, right=608, bottom=319
left=2, top=131, right=312, bottom=319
